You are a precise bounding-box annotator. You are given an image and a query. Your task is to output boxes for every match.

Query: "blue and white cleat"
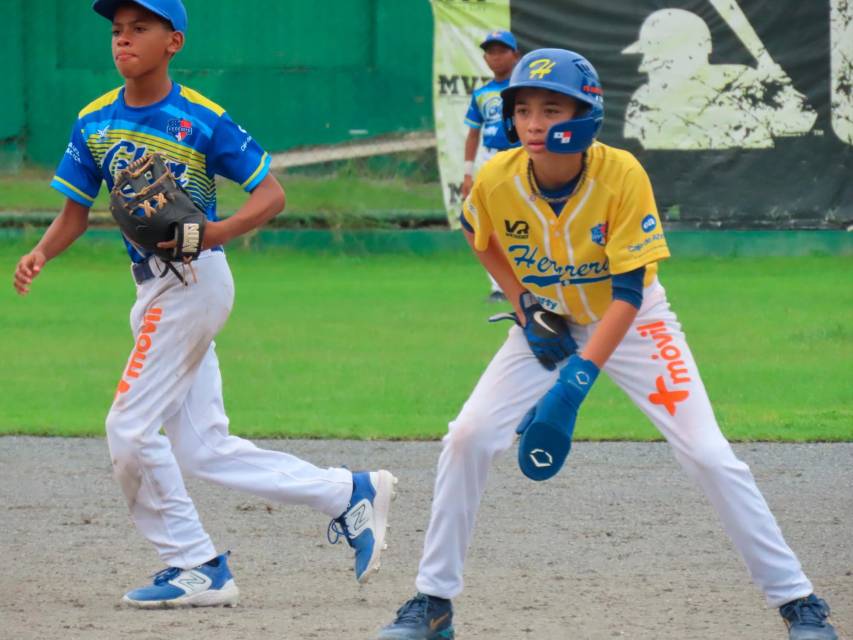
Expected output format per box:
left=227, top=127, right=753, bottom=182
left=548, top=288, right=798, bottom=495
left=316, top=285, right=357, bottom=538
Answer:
left=780, top=594, right=838, bottom=640
left=328, top=470, right=398, bottom=583
left=122, top=552, right=239, bottom=608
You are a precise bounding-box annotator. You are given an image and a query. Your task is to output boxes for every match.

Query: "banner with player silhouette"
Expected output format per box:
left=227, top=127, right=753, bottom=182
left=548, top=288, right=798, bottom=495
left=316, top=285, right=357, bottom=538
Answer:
left=433, top=0, right=852, bottom=229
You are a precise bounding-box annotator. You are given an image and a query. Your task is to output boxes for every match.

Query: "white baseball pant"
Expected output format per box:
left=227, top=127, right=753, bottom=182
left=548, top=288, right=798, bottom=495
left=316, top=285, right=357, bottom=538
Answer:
left=106, top=251, right=352, bottom=569
left=416, top=278, right=813, bottom=607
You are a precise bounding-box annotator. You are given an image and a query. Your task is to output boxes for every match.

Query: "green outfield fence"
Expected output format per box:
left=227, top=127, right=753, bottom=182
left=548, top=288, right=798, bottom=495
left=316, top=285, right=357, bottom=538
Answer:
left=0, top=0, right=433, bottom=171
left=1, top=226, right=851, bottom=257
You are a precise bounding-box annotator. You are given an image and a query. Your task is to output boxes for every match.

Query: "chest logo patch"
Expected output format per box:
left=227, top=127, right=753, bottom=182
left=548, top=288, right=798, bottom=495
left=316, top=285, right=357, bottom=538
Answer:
left=591, top=222, right=608, bottom=246
left=167, top=118, right=193, bottom=142
left=504, top=219, right=530, bottom=239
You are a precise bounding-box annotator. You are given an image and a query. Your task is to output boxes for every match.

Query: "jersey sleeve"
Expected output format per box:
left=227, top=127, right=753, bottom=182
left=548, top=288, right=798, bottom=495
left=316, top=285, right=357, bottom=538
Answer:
left=461, top=176, right=494, bottom=251
left=50, top=121, right=102, bottom=208
left=605, top=162, right=670, bottom=274
left=464, top=94, right=483, bottom=129
left=207, top=113, right=271, bottom=192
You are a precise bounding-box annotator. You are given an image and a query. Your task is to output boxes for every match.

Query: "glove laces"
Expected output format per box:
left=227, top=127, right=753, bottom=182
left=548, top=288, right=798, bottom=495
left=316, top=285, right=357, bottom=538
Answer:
left=156, top=257, right=198, bottom=286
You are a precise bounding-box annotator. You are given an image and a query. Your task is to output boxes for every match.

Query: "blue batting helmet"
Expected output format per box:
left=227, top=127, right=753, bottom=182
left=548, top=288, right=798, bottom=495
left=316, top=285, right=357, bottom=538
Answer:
left=502, top=48, right=604, bottom=154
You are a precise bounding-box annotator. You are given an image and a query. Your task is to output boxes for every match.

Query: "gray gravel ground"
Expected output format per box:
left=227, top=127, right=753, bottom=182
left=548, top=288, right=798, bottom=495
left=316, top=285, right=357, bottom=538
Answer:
left=1, top=437, right=850, bottom=640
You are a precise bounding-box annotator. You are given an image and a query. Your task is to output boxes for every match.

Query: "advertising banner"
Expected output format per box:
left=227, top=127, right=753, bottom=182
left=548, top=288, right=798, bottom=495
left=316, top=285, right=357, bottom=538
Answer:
left=433, top=0, right=852, bottom=228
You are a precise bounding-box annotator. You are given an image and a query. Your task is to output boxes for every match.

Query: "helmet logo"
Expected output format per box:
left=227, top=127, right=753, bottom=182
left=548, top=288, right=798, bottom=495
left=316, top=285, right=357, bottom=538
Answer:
left=528, top=58, right=556, bottom=79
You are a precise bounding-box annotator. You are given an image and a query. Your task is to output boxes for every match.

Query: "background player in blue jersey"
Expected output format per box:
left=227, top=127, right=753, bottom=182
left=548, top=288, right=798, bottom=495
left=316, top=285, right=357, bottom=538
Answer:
left=462, top=29, right=521, bottom=302
left=12, top=0, right=396, bottom=608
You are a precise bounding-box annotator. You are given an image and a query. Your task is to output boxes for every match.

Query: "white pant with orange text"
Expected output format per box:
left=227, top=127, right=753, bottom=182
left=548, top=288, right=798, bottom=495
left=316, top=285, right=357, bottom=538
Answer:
left=106, top=251, right=352, bottom=569
left=415, top=279, right=813, bottom=607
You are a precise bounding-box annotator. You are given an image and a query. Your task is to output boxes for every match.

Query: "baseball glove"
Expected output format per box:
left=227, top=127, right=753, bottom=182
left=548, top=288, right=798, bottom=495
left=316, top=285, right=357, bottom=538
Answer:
left=110, top=153, right=206, bottom=264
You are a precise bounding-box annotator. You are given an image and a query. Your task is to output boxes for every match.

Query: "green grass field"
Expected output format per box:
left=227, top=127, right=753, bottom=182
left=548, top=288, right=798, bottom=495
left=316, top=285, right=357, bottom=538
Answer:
left=1, top=238, right=850, bottom=441
left=0, top=171, right=444, bottom=222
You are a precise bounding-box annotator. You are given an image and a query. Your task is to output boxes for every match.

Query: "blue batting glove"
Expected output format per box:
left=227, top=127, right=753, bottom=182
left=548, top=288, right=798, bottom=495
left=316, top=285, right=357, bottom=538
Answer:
left=516, top=354, right=600, bottom=481
left=489, top=291, right=577, bottom=371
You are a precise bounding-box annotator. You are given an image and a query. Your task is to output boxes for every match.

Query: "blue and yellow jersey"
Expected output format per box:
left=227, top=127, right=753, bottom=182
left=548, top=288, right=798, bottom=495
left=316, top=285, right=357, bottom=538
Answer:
left=462, top=143, right=670, bottom=324
left=464, top=78, right=519, bottom=151
left=52, top=82, right=271, bottom=262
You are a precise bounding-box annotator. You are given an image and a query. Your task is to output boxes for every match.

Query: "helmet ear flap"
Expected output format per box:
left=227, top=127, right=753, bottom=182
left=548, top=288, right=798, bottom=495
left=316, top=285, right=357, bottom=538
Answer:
left=501, top=89, right=520, bottom=144
left=504, top=114, right=520, bottom=144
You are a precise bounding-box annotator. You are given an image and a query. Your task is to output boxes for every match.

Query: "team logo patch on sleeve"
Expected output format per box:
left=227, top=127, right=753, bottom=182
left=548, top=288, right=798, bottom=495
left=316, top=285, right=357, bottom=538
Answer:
left=64, top=142, right=82, bottom=164
left=641, top=214, right=657, bottom=232
left=590, top=222, right=608, bottom=246
left=167, top=119, right=193, bottom=142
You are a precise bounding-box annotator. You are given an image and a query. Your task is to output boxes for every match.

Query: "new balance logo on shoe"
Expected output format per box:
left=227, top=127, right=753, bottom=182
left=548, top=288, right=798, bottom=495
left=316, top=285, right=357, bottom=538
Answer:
left=173, top=570, right=211, bottom=593
left=122, top=552, right=239, bottom=608
left=345, top=500, right=372, bottom=536
left=328, top=470, right=398, bottom=583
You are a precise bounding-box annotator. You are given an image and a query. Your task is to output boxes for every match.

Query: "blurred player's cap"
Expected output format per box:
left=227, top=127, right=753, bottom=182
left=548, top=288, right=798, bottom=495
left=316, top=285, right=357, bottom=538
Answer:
left=480, top=30, right=517, bottom=51
left=92, top=0, right=188, bottom=33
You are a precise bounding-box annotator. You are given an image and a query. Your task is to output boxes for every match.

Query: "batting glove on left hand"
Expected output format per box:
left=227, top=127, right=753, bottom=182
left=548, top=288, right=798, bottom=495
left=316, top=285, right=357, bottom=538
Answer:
left=516, top=354, right=600, bottom=481
left=489, top=291, right=577, bottom=370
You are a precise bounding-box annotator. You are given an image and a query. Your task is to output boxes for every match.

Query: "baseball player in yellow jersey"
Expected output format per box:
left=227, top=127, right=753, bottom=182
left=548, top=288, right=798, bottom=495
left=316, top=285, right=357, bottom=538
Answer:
left=375, top=49, right=836, bottom=640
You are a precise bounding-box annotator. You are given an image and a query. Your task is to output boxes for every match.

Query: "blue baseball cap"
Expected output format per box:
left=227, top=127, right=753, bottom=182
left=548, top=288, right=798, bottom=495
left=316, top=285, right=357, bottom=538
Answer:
left=92, top=0, right=188, bottom=33
left=480, top=29, right=517, bottom=51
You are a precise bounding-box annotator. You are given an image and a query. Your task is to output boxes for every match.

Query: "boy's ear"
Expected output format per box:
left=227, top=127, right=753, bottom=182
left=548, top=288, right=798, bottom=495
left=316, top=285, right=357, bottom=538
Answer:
left=167, top=31, right=184, bottom=56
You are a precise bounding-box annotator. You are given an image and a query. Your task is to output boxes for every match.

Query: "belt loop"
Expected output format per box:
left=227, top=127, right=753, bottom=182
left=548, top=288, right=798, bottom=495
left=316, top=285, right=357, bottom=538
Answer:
left=131, top=258, right=156, bottom=285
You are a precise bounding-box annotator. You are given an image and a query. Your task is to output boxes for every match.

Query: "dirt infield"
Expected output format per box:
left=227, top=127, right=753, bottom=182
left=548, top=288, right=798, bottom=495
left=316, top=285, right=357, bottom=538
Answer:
left=1, top=437, right=850, bottom=640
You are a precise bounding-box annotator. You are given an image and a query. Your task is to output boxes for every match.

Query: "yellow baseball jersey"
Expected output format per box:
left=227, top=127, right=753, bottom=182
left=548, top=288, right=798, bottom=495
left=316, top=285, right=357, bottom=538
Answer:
left=462, top=142, right=670, bottom=324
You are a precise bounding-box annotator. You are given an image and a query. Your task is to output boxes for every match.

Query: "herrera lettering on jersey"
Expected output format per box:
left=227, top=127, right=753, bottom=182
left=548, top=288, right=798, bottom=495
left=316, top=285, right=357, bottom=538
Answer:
left=637, top=319, right=691, bottom=415
left=508, top=244, right=611, bottom=286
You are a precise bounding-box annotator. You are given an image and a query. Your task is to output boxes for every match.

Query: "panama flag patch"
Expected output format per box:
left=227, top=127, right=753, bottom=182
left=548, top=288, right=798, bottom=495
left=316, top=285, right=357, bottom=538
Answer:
left=553, top=130, right=572, bottom=144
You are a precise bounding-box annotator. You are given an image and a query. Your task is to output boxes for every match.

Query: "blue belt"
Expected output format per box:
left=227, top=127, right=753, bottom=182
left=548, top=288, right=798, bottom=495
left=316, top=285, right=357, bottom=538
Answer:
left=132, top=247, right=223, bottom=284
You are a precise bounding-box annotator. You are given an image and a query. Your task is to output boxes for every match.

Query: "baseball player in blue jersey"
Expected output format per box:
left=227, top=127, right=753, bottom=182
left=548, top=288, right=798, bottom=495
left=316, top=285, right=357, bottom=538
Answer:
left=462, top=30, right=521, bottom=302
left=13, top=0, right=396, bottom=608
left=375, top=48, right=837, bottom=640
